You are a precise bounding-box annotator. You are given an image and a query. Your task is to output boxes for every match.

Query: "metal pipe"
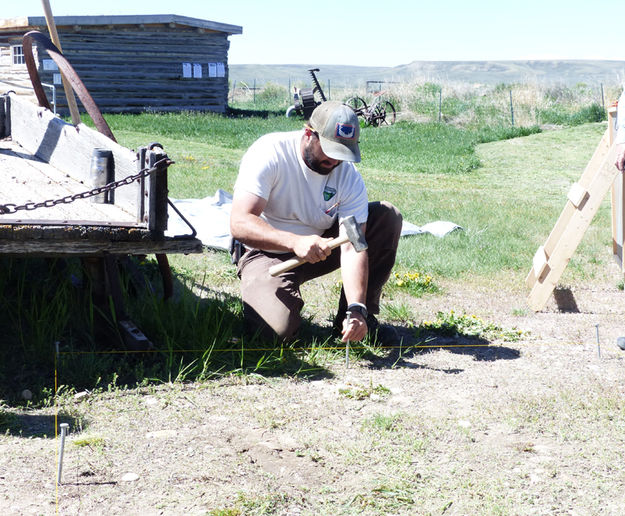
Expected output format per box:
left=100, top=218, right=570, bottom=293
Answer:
left=345, top=310, right=351, bottom=368
left=57, top=423, right=69, bottom=485
left=509, top=90, right=515, bottom=127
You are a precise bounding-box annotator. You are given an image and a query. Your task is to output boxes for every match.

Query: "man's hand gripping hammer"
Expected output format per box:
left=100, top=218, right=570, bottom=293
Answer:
left=268, top=215, right=368, bottom=276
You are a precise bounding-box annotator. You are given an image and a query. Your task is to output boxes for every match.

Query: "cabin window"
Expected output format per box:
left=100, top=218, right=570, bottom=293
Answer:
left=11, top=45, right=25, bottom=65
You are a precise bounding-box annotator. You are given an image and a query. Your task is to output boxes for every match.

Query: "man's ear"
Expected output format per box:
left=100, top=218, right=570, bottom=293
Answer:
left=302, top=127, right=314, bottom=144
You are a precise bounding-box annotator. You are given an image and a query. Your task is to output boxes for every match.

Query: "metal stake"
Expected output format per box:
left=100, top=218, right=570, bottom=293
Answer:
left=57, top=423, right=69, bottom=485
left=595, top=324, right=601, bottom=359
left=509, top=90, right=515, bottom=127
left=345, top=310, right=351, bottom=369
left=438, top=88, right=442, bottom=123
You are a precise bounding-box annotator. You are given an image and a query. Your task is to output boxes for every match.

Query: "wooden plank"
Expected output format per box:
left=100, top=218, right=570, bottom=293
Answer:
left=610, top=172, right=624, bottom=266
left=608, top=105, right=625, bottom=276
left=147, top=149, right=168, bottom=235
left=525, top=128, right=611, bottom=288
left=87, top=105, right=227, bottom=114
left=0, top=223, right=201, bottom=252
left=73, top=96, right=225, bottom=106
left=62, top=38, right=227, bottom=50
left=46, top=87, right=228, bottom=112
left=45, top=61, right=228, bottom=72
left=0, top=134, right=139, bottom=223
left=527, top=142, right=621, bottom=311
left=54, top=49, right=226, bottom=59
left=0, top=218, right=143, bottom=227
left=54, top=92, right=227, bottom=104
left=567, top=182, right=588, bottom=208
left=0, top=236, right=202, bottom=255
left=532, top=246, right=548, bottom=279
left=60, top=45, right=227, bottom=56
left=0, top=95, right=5, bottom=137
left=5, top=15, right=241, bottom=34
left=7, top=93, right=142, bottom=217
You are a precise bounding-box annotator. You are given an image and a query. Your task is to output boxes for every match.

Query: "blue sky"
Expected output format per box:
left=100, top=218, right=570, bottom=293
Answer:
left=3, top=1, right=624, bottom=66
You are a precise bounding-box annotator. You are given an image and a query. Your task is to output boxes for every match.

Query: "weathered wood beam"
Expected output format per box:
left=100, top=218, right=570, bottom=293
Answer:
left=0, top=237, right=202, bottom=255
left=0, top=95, right=6, bottom=137
left=7, top=93, right=140, bottom=216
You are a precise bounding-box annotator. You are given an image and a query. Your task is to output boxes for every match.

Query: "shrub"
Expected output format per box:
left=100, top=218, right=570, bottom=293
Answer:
left=537, top=102, right=606, bottom=126
left=256, top=82, right=289, bottom=104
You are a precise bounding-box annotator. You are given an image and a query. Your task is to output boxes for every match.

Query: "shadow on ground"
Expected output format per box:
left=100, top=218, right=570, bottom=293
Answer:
left=0, top=410, right=81, bottom=438
left=364, top=324, right=521, bottom=369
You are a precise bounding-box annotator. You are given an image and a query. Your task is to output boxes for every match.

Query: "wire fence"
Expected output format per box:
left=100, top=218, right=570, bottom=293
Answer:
left=228, top=78, right=621, bottom=128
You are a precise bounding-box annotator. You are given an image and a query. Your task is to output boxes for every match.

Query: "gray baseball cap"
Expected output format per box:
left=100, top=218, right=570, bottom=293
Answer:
left=309, top=101, right=361, bottom=163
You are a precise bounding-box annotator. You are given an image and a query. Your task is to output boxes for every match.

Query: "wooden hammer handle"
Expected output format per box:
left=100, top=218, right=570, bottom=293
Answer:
left=268, top=234, right=349, bottom=276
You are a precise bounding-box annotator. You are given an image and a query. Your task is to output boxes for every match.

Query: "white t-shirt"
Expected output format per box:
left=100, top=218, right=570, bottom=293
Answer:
left=235, top=130, right=368, bottom=250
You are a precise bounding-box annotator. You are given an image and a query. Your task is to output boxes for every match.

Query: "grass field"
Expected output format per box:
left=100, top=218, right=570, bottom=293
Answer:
left=0, top=94, right=614, bottom=399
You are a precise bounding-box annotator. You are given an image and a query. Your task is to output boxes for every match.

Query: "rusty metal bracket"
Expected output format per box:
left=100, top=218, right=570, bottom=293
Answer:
left=168, top=199, right=197, bottom=239
left=22, top=30, right=116, bottom=141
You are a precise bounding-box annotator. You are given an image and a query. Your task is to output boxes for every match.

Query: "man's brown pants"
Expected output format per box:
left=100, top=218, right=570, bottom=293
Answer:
left=237, top=201, right=403, bottom=340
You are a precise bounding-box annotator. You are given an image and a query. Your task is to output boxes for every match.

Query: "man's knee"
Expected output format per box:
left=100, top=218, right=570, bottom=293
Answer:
left=367, top=201, right=403, bottom=244
left=272, top=313, right=302, bottom=340
left=242, top=299, right=302, bottom=341
left=379, top=200, right=402, bottom=229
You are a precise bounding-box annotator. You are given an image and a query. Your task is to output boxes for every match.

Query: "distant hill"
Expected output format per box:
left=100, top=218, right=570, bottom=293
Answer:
left=229, top=60, right=625, bottom=89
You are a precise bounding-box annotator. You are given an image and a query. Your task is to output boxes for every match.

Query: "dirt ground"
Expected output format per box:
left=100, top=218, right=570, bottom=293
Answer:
left=1, top=265, right=625, bottom=515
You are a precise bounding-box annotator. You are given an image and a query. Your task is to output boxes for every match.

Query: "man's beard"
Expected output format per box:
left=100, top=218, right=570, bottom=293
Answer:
left=303, top=146, right=340, bottom=175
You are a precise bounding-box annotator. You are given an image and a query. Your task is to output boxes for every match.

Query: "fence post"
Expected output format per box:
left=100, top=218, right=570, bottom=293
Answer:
left=601, top=83, right=605, bottom=112
left=253, top=79, right=256, bottom=104
left=509, top=90, right=515, bottom=127
left=230, top=80, right=237, bottom=103
left=327, top=79, right=331, bottom=100
left=288, top=77, right=291, bottom=102
left=438, top=88, right=442, bottom=122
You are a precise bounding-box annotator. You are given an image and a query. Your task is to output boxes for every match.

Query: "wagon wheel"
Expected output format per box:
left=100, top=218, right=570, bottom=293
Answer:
left=369, top=100, right=397, bottom=127
left=345, top=96, right=368, bottom=116
left=381, top=101, right=397, bottom=125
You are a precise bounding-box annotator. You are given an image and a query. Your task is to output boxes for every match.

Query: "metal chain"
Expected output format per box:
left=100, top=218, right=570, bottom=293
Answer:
left=0, top=157, right=172, bottom=215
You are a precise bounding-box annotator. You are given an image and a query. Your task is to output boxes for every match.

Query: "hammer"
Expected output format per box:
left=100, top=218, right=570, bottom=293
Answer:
left=268, top=215, right=368, bottom=276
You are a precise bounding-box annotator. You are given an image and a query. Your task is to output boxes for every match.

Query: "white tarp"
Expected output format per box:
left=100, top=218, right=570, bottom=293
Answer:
left=166, top=190, right=463, bottom=250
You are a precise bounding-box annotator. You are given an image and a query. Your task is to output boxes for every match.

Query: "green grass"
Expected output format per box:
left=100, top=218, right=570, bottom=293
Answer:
left=386, top=122, right=608, bottom=279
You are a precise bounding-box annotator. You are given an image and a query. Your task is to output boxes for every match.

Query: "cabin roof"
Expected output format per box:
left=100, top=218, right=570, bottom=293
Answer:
left=0, top=14, right=242, bottom=35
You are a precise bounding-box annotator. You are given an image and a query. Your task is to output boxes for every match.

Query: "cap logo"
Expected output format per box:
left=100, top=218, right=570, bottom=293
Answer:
left=335, top=123, right=356, bottom=140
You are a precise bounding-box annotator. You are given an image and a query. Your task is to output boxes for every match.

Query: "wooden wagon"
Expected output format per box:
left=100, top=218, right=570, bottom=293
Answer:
left=0, top=91, right=203, bottom=347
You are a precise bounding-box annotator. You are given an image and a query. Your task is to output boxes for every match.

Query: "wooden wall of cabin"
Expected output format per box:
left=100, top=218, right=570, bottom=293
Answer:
left=32, top=26, right=231, bottom=114
left=0, top=37, right=39, bottom=99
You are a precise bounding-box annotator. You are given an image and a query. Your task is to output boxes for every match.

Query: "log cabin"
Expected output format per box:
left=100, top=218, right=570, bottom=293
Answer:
left=0, top=14, right=242, bottom=114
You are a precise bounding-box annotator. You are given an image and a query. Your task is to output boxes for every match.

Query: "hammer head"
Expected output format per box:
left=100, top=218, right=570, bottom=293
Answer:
left=341, top=215, right=368, bottom=252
